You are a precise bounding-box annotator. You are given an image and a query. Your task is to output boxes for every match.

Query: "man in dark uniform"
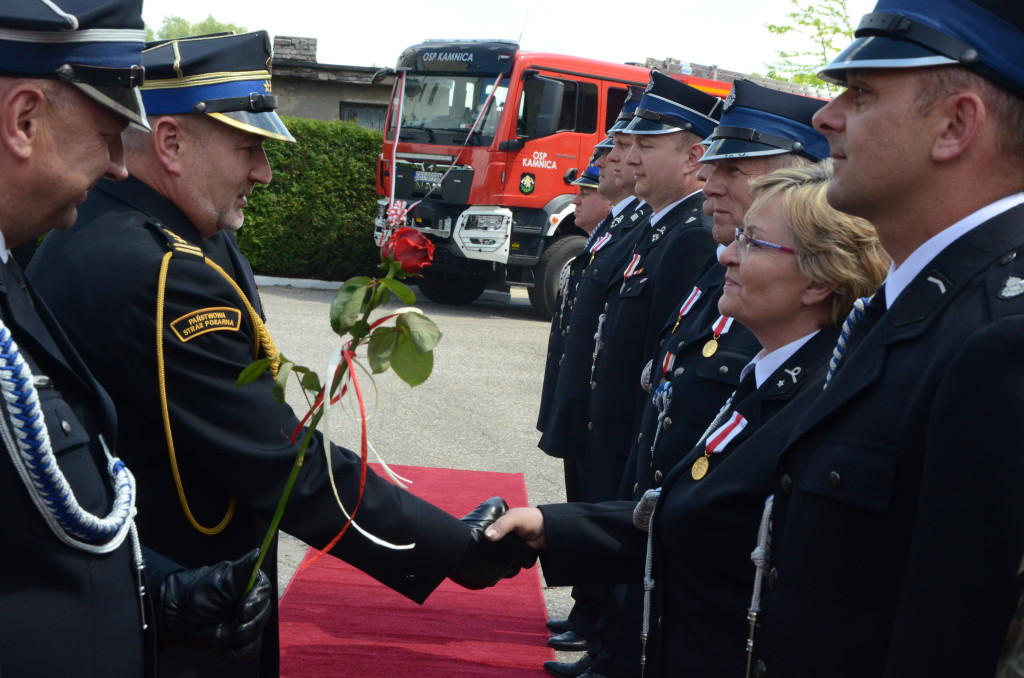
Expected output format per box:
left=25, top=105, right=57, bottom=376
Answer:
left=586, top=80, right=830, bottom=678
left=27, top=31, right=533, bottom=678
left=0, top=3, right=278, bottom=676
left=539, top=86, right=651, bottom=665
left=744, top=1, right=1024, bottom=676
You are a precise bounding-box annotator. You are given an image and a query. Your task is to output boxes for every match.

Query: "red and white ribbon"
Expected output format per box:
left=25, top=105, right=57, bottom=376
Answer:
left=678, top=287, right=702, bottom=318
left=710, top=314, right=735, bottom=337
left=386, top=200, right=409, bottom=228
left=589, top=232, right=612, bottom=254
left=705, top=410, right=747, bottom=454
left=661, top=351, right=676, bottom=376
left=623, top=253, right=642, bottom=279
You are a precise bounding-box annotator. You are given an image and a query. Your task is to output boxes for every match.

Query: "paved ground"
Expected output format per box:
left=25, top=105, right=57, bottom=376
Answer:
left=259, top=281, right=584, bottom=664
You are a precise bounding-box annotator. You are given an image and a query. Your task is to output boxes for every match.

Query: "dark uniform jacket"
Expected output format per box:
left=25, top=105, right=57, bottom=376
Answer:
left=538, top=328, right=838, bottom=677
left=751, top=203, right=1024, bottom=678
left=537, top=201, right=641, bottom=435
left=583, top=192, right=716, bottom=501
left=622, top=262, right=761, bottom=500
left=0, top=258, right=152, bottom=677
left=538, top=201, right=649, bottom=460
left=28, top=177, right=477, bottom=678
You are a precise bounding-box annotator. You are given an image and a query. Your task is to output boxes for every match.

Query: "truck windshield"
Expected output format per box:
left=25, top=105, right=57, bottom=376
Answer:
left=386, top=74, right=508, bottom=146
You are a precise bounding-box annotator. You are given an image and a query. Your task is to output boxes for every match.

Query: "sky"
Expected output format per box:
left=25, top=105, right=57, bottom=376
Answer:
left=140, top=0, right=878, bottom=78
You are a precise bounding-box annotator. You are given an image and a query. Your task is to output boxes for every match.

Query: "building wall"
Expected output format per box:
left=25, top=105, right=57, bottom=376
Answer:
left=272, top=36, right=395, bottom=130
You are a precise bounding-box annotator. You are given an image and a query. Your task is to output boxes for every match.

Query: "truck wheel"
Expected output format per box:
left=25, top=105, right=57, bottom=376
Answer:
left=415, top=269, right=489, bottom=306
left=528, top=234, right=587, bottom=321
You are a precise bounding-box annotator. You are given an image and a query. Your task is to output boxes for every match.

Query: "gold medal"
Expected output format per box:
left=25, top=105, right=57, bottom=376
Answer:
left=702, top=338, right=719, bottom=357
left=691, top=455, right=709, bottom=480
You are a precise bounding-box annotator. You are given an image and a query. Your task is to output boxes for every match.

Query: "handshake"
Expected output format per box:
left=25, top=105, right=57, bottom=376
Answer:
left=449, top=497, right=540, bottom=589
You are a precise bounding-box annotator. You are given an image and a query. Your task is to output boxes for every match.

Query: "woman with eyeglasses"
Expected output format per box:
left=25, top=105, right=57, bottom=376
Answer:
left=487, top=161, right=890, bottom=677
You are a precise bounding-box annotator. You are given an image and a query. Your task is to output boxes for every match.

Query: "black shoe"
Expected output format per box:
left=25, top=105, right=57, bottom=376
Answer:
left=547, top=629, right=592, bottom=651
left=545, top=618, right=572, bottom=634
left=543, top=654, right=594, bottom=678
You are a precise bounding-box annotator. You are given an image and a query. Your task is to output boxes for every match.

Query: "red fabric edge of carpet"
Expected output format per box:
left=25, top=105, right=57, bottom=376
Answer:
left=278, top=464, right=555, bottom=677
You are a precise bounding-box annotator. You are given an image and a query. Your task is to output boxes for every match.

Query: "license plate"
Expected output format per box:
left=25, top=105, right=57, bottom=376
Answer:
left=414, top=171, right=444, bottom=184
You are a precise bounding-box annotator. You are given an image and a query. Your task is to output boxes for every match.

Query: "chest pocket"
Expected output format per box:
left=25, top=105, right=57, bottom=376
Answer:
left=583, top=259, right=617, bottom=286
left=618, top=274, right=649, bottom=300
left=792, top=437, right=901, bottom=604
left=38, top=387, right=91, bottom=455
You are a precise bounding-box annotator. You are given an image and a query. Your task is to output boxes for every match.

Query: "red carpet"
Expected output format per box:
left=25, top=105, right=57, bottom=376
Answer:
left=278, top=464, right=554, bottom=677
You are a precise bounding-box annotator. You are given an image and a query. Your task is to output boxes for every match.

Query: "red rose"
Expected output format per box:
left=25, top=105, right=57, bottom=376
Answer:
left=382, top=227, right=434, bottom=275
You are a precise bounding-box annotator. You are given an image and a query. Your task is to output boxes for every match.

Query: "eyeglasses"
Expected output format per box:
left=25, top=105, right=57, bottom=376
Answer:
left=734, top=228, right=796, bottom=261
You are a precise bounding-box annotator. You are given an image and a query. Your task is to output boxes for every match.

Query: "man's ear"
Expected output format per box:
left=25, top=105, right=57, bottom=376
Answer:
left=150, top=116, right=187, bottom=176
left=0, top=83, right=48, bottom=161
left=931, top=91, right=985, bottom=164
left=684, top=141, right=706, bottom=174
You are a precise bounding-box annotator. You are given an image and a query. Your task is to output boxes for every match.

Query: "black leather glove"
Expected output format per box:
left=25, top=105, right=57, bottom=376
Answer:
left=157, top=548, right=272, bottom=661
left=449, top=496, right=538, bottom=589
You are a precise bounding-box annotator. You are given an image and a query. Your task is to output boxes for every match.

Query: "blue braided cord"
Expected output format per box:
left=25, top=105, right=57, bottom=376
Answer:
left=824, top=296, right=869, bottom=389
left=0, top=324, right=134, bottom=543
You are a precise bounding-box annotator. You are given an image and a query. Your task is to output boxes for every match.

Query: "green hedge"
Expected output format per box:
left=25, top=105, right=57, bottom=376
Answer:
left=238, top=116, right=383, bottom=281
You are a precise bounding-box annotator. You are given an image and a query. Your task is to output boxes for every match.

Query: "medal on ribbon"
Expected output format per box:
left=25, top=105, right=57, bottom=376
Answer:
left=589, top=232, right=612, bottom=265
left=692, top=410, right=747, bottom=480
left=702, top=315, right=734, bottom=357
left=672, top=287, right=702, bottom=333
left=622, top=253, right=643, bottom=280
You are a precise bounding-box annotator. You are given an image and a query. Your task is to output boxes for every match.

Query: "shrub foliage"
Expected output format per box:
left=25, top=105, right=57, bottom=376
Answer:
left=238, top=116, right=383, bottom=281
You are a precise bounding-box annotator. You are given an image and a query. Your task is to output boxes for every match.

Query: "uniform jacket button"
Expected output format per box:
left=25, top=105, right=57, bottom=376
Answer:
left=561, top=329, right=567, bottom=337
left=633, top=482, right=639, bottom=494
left=61, top=420, right=72, bottom=436
left=753, top=659, right=767, bottom=677
left=718, top=365, right=729, bottom=375
left=780, top=474, right=792, bottom=495
left=637, top=432, right=644, bottom=443
left=661, top=417, right=672, bottom=430
left=829, top=471, right=841, bottom=489
left=654, top=470, right=663, bottom=484
left=768, top=567, right=778, bottom=589
left=590, top=381, right=597, bottom=390
left=587, top=421, right=594, bottom=431
left=405, top=573, right=416, bottom=583
left=604, top=302, right=609, bottom=311
left=559, top=356, right=565, bottom=366
left=673, top=367, right=685, bottom=377
left=659, top=338, right=666, bottom=348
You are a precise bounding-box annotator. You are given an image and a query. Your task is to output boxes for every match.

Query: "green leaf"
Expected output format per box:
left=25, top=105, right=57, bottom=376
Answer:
left=367, top=326, right=399, bottom=374
left=350, top=319, right=371, bottom=342
left=299, top=371, right=322, bottom=393
left=396, top=311, right=442, bottom=352
left=379, top=277, right=417, bottom=305
left=272, top=360, right=293, bottom=403
left=330, top=276, right=372, bottom=335
left=391, top=334, right=433, bottom=386
left=237, top=357, right=276, bottom=387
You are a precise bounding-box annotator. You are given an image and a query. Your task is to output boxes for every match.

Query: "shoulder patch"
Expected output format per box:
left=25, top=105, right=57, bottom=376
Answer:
left=170, top=307, right=242, bottom=342
left=144, top=221, right=205, bottom=259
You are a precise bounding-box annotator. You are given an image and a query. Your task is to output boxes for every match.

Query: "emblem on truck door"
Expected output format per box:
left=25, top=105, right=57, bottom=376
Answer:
left=520, top=173, right=536, bottom=194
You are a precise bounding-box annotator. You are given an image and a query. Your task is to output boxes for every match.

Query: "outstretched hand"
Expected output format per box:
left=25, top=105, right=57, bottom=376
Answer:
left=449, top=497, right=538, bottom=590
left=485, top=506, right=547, bottom=551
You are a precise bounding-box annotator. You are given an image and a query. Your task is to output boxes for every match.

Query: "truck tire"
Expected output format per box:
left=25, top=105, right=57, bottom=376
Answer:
left=415, top=269, right=489, bottom=306
left=528, top=234, right=587, bottom=321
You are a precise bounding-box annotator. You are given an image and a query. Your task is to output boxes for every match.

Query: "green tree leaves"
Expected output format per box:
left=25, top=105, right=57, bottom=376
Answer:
left=764, top=0, right=854, bottom=92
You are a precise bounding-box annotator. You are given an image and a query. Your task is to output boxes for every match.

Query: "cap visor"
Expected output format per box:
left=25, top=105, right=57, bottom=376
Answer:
left=701, top=137, right=791, bottom=162
left=819, top=35, right=957, bottom=86
left=209, top=109, right=296, bottom=142
left=73, top=82, right=149, bottom=131
left=622, top=117, right=682, bottom=135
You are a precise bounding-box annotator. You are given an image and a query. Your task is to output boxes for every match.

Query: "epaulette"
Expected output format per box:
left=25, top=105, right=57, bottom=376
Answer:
left=144, top=220, right=205, bottom=260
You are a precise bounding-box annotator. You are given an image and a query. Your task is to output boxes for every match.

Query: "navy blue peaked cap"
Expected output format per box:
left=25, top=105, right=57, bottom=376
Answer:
left=571, top=160, right=601, bottom=188
left=624, top=71, right=722, bottom=138
left=142, top=31, right=295, bottom=142
left=820, top=0, right=1024, bottom=97
left=702, top=80, right=829, bottom=162
left=596, top=84, right=647, bottom=149
left=0, top=0, right=147, bottom=128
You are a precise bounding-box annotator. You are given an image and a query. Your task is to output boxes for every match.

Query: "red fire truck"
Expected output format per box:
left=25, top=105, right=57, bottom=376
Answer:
left=374, top=40, right=731, bottom=319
